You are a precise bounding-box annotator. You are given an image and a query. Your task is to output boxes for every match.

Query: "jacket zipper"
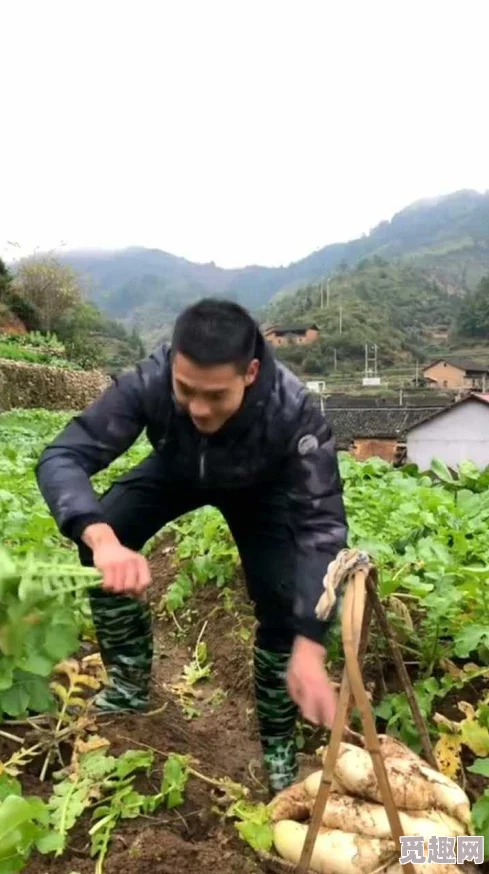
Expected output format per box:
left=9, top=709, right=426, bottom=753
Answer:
left=199, top=438, right=207, bottom=482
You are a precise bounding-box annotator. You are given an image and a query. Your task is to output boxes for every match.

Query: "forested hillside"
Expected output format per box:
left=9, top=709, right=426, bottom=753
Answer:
left=263, top=259, right=460, bottom=373
left=58, top=189, right=489, bottom=345
left=457, top=274, right=489, bottom=339
left=264, top=258, right=489, bottom=375
left=0, top=255, right=144, bottom=372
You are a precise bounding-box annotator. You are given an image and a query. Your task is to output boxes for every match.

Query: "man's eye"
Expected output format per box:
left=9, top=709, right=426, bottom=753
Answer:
left=177, top=383, right=193, bottom=396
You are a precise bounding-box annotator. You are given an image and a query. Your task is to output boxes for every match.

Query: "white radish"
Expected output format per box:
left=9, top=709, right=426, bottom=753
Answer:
left=418, top=765, right=471, bottom=827
left=273, top=820, right=395, bottom=874
left=268, top=783, right=311, bottom=823
left=378, top=734, right=426, bottom=765
left=310, top=743, right=470, bottom=824
left=295, top=791, right=465, bottom=839
left=386, top=864, right=460, bottom=874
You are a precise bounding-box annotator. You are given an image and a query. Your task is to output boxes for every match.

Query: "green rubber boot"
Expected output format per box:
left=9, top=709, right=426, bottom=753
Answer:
left=89, top=588, right=153, bottom=713
left=253, top=646, right=299, bottom=795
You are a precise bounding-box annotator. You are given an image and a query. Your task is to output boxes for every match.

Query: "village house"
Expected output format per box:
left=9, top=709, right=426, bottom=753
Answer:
left=317, top=394, right=452, bottom=464
left=405, top=393, right=489, bottom=471
left=263, top=323, right=320, bottom=347
left=422, top=358, right=489, bottom=391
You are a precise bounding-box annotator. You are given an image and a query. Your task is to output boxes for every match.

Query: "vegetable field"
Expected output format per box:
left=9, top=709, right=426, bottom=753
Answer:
left=0, top=409, right=488, bottom=873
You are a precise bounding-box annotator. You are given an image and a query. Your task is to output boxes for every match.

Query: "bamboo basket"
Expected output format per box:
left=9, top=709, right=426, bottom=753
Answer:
left=253, top=562, right=449, bottom=874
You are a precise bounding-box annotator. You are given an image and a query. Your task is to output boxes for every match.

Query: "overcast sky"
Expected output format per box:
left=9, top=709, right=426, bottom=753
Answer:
left=2, top=0, right=488, bottom=269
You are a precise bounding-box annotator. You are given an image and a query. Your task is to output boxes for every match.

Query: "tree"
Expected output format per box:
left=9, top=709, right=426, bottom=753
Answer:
left=0, top=258, right=11, bottom=295
left=130, top=326, right=145, bottom=357
left=0, top=257, right=42, bottom=330
left=456, top=275, right=489, bottom=338
left=12, top=253, right=83, bottom=333
left=53, top=300, right=104, bottom=368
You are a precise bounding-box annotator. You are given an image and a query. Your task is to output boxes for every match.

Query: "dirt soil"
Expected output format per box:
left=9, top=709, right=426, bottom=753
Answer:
left=23, top=542, right=274, bottom=874
left=5, top=540, right=487, bottom=874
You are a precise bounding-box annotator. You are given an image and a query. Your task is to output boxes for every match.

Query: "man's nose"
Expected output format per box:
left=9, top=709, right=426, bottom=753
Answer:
left=189, top=399, right=211, bottom=419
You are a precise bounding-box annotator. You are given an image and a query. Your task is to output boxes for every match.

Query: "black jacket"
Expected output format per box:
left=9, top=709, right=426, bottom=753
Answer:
left=35, top=332, right=348, bottom=643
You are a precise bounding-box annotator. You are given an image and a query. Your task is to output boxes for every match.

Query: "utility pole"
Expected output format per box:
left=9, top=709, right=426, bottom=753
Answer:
left=333, top=348, right=337, bottom=371
left=415, top=359, right=419, bottom=388
left=364, top=343, right=379, bottom=379
left=326, top=277, right=330, bottom=308
left=320, top=281, right=324, bottom=309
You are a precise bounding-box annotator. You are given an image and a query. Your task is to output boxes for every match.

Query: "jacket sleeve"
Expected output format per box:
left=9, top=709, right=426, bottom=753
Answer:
left=284, top=393, right=348, bottom=644
left=35, top=361, right=153, bottom=541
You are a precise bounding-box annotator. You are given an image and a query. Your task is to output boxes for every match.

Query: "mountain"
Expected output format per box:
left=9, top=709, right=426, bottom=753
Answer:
left=62, top=248, right=286, bottom=343
left=60, top=189, right=489, bottom=345
left=262, top=258, right=461, bottom=374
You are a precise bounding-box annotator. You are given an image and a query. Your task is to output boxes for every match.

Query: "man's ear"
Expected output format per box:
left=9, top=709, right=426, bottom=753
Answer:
left=244, top=358, right=260, bottom=386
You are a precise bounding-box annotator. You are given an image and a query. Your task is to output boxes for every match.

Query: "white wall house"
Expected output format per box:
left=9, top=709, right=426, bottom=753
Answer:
left=406, top=394, right=489, bottom=470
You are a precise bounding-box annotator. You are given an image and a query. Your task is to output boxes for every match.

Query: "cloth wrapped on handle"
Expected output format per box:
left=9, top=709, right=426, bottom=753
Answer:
left=315, top=548, right=370, bottom=621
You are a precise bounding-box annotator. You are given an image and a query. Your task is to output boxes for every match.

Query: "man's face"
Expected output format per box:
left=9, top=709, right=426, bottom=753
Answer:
left=171, top=351, right=260, bottom=434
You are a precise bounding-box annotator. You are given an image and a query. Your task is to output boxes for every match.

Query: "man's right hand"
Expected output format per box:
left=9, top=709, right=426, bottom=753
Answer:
left=82, top=523, right=152, bottom=596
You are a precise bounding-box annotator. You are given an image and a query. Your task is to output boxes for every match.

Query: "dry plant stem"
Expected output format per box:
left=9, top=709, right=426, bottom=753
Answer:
left=2, top=713, right=95, bottom=776
left=96, top=703, right=168, bottom=729
left=365, top=572, right=438, bottom=770
left=3, top=741, right=44, bottom=773
left=170, top=611, right=184, bottom=633
left=39, top=669, right=88, bottom=781
left=194, top=620, right=208, bottom=668
left=124, top=809, right=204, bottom=830
left=40, top=719, right=67, bottom=781
left=343, top=572, right=416, bottom=874
left=39, top=746, right=62, bottom=781
left=0, top=729, right=25, bottom=744
left=4, top=715, right=51, bottom=726
left=144, top=703, right=168, bottom=717
left=116, top=735, right=245, bottom=795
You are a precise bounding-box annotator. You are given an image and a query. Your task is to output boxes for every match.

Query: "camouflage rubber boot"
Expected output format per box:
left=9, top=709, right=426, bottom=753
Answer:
left=89, top=588, right=153, bottom=713
left=253, top=646, right=299, bottom=795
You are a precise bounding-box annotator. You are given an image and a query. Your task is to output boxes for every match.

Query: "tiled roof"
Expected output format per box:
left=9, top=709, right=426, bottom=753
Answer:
left=404, top=392, right=489, bottom=432
left=327, top=408, right=449, bottom=447
left=265, top=324, right=318, bottom=334
left=322, top=392, right=454, bottom=409
left=307, top=395, right=450, bottom=447
left=424, top=358, right=489, bottom=373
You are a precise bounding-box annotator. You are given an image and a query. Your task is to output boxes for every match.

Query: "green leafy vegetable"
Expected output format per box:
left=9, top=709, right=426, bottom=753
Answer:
left=229, top=800, right=274, bottom=852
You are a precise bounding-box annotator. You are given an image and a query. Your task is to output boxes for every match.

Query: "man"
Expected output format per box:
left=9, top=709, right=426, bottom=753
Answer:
left=35, top=298, right=348, bottom=794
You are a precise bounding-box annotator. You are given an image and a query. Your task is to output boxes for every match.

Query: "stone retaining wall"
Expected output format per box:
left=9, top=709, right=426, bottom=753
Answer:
left=0, top=359, right=111, bottom=411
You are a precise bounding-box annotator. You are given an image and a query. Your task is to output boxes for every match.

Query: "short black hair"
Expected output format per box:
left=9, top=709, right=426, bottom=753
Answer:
left=171, top=298, right=258, bottom=372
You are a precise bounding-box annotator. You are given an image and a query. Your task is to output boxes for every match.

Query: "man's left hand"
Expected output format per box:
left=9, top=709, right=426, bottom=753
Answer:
left=286, top=635, right=338, bottom=727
